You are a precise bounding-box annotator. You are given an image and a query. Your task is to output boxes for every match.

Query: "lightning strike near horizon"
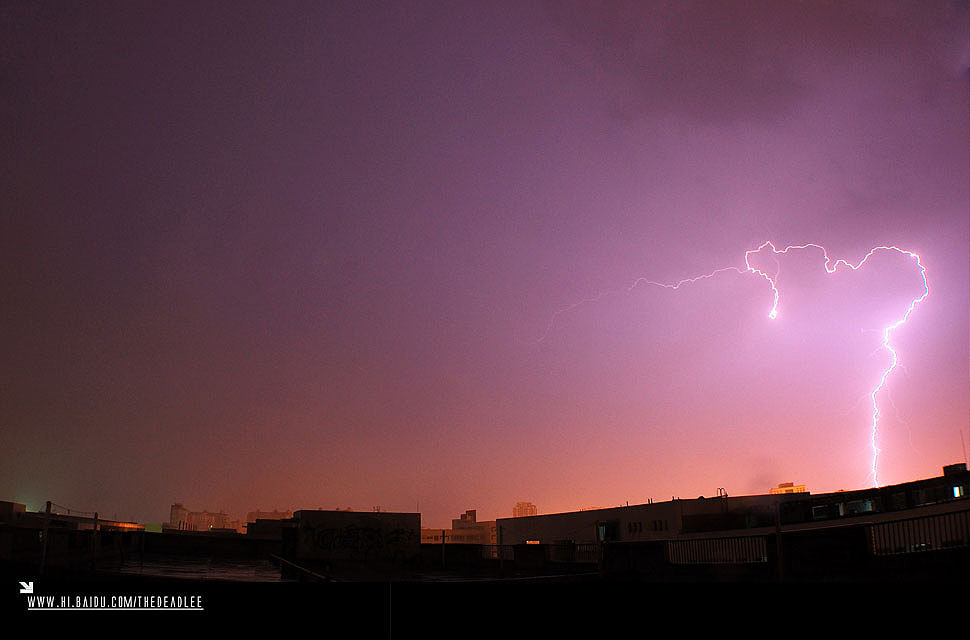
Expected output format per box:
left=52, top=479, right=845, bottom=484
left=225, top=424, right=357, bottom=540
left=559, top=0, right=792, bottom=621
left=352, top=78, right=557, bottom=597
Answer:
left=536, top=241, right=929, bottom=486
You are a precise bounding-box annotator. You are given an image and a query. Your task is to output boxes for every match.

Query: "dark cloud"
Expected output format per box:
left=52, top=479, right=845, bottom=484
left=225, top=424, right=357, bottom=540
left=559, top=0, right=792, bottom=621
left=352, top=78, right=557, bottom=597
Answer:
left=544, top=0, right=967, bottom=123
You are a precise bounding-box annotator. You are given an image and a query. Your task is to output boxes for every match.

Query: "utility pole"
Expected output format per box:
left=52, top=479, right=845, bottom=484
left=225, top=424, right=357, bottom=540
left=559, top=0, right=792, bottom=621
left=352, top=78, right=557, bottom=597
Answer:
left=90, top=512, right=99, bottom=571
left=39, top=501, right=51, bottom=576
left=774, top=500, right=785, bottom=582
left=498, top=525, right=504, bottom=576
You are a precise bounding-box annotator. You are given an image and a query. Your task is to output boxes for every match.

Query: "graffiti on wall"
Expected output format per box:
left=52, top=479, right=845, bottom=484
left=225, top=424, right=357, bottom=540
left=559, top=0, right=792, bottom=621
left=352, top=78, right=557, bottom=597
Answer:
left=298, top=521, right=418, bottom=562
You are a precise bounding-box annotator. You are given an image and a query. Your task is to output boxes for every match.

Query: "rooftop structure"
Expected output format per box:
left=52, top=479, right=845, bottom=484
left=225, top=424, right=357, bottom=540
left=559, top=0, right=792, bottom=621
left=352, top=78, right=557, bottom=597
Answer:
left=769, top=482, right=807, bottom=495
left=421, top=509, right=497, bottom=544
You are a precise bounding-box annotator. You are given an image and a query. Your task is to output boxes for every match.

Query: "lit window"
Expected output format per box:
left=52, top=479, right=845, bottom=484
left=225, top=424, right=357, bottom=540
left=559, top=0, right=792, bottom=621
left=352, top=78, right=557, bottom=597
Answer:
left=953, top=486, right=965, bottom=498
left=526, top=540, right=540, bottom=545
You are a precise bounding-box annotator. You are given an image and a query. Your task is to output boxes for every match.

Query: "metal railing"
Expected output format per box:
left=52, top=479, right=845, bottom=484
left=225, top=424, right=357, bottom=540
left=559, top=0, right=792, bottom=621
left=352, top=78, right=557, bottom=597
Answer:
left=480, top=544, right=515, bottom=560
left=870, top=509, right=970, bottom=555
left=665, top=535, right=768, bottom=565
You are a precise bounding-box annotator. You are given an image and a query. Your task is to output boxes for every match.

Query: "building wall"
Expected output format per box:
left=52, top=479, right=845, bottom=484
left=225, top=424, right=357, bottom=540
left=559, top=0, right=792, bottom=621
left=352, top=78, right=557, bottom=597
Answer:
left=498, top=501, right=684, bottom=545
left=497, top=496, right=797, bottom=545
left=247, top=509, right=292, bottom=522
left=0, top=501, right=26, bottom=523
left=421, top=528, right=495, bottom=544
left=292, top=510, right=420, bottom=563
left=169, top=503, right=189, bottom=529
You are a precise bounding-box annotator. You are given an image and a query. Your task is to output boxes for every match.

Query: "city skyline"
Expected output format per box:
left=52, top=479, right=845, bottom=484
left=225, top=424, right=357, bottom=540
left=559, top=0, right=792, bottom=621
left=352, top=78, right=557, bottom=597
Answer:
left=2, top=2, right=968, bottom=530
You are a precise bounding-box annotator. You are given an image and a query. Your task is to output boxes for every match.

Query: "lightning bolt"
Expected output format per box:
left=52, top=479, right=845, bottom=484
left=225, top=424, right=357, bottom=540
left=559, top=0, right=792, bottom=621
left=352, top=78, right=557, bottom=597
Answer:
left=536, top=241, right=929, bottom=486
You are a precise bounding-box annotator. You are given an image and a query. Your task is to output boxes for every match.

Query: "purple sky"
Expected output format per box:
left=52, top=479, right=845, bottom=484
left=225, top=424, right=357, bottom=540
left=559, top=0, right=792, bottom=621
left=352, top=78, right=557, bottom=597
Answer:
left=2, top=1, right=967, bottom=528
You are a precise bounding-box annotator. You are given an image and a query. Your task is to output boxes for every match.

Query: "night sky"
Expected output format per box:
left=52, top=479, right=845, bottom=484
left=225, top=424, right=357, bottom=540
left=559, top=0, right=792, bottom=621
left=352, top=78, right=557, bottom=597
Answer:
left=2, top=2, right=967, bottom=528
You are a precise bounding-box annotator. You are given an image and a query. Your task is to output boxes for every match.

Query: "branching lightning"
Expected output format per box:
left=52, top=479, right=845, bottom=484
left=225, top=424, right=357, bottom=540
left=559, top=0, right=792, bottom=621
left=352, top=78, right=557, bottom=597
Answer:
left=536, top=241, right=929, bottom=486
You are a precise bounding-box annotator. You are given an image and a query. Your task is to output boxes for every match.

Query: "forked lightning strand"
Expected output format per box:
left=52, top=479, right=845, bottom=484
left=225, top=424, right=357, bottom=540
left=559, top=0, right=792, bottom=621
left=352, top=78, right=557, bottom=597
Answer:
left=539, top=241, right=929, bottom=486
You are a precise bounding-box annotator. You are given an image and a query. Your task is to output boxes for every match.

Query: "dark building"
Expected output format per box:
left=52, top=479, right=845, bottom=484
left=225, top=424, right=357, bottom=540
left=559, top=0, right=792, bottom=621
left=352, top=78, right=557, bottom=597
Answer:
left=494, top=464, right=969, bottom=581
left=280, top=509, right=421, bottom=580
left=498, top=465, right=969, bottom=546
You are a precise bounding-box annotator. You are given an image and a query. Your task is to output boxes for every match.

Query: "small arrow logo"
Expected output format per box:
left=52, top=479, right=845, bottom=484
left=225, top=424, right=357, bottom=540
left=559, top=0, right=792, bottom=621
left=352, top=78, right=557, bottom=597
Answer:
left=19, top=581, right=33, bottom=594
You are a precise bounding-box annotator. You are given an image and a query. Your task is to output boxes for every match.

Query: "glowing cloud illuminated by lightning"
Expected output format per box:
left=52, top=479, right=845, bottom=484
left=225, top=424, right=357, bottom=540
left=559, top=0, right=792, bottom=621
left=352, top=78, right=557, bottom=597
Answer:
left=537, top=241, right=929, bottom=486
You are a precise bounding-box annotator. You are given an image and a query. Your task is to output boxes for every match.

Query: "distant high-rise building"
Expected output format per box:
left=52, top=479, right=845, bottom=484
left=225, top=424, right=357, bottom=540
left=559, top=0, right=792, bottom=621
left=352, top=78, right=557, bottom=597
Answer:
left=165, top=503, right=241, bottom=532
left=169, top=503, right=189, bottom=528
left=420, top=509, right=497, bottom=544
left=512, top=502, right=537, bottom=518
left=769, top=482, right=807, bottom=495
